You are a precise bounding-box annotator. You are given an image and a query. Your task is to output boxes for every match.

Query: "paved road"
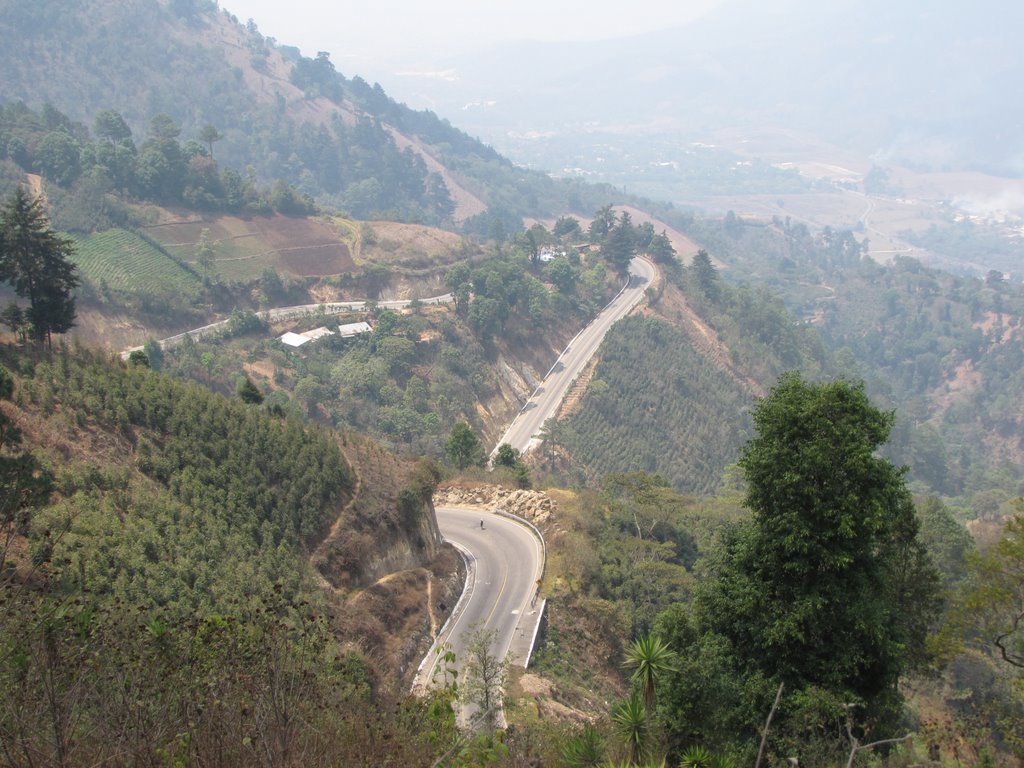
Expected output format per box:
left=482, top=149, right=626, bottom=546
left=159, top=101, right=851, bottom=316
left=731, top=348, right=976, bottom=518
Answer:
left=413, top=507, right=544, bottom=721
left=122, top=293, right=452, bottom=355
left=492, top=256, right=656, bottom=455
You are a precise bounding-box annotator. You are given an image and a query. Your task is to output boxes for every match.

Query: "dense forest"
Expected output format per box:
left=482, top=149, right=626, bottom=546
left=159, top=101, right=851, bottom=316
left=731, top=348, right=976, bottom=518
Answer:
left=701, top=217, right=1024, bottom=500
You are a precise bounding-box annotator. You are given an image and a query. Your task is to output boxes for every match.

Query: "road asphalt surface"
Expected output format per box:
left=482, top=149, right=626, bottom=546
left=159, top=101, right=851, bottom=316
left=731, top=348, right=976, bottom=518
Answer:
left=492, top=256, right=656, bottom=455
left=417, top=257, right=655, bottom=724
left=413, top=507, right=544, bottom=724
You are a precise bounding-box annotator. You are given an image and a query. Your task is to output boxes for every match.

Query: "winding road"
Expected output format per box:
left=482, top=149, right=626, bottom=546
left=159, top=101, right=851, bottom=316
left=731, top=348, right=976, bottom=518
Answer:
left=417, top=256, right=657, bottom=724
left=136, top=257, right=657, bottom=718
left=413, top=508, right=544, bottom=722
left=493, top=256, right=656, bottom=456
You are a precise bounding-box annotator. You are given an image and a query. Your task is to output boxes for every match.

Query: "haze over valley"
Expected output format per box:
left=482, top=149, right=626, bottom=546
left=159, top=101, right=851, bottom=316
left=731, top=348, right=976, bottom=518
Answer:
left=2, top=1, right=1024, bottom=765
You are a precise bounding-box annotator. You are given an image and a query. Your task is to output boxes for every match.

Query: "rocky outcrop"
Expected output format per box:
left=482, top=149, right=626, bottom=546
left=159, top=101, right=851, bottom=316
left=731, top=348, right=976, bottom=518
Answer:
left=433, top=484, right=556, bottom=526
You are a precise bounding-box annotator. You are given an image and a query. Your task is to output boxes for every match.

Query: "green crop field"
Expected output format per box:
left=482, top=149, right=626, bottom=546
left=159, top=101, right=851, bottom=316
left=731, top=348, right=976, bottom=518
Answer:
left=71, top=229, right=202, bottom=296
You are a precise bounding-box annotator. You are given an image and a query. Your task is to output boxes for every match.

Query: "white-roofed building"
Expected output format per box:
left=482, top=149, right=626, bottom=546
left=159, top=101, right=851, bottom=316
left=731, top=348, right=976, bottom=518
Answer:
left=303, top=326, right=334, bottom=341
left=338, top=321, right=373, bottom=338
left=279, top=326, right=335, bottom=347
left=280, top=331, right=312, bottom=347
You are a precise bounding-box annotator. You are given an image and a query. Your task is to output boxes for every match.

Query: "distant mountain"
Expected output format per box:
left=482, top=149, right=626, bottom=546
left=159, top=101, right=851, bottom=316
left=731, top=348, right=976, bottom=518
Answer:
left=0, top=0, right=614, bottom=228
left=382, top=0, right=1024, bottom=176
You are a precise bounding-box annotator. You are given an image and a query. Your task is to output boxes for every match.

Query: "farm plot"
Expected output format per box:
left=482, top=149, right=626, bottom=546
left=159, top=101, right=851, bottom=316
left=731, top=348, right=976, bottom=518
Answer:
left=71, top=229, right=201, bottom=297
left=145, top=214, right=356, bottom=281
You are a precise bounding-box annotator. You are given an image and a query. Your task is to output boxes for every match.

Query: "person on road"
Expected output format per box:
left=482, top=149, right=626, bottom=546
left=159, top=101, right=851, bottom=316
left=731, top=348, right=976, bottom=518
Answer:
left=480, top=519, right=484, bottom=529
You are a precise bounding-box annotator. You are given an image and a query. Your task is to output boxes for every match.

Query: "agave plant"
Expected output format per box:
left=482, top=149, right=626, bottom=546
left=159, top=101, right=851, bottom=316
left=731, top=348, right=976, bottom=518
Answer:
left=679, top=745, right=736, bottom=768
left=679, top=745, right=714, bottom=768
left=611, top=693, right=648, bottom=765
left=623, top=634, right=677, bottom=716
left=561, top=724, right=606, bottom=768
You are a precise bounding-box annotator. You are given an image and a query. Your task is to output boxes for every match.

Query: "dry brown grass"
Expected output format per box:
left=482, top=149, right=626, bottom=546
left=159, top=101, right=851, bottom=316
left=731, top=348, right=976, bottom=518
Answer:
left=359, top=221, right=466, bottom=268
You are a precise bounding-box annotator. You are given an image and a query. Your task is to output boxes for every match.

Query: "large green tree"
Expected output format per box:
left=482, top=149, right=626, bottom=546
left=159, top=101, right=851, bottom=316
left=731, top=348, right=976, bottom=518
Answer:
left=667, top=373, right=939, bottom=755
left=601, top=211, right=636, bottom=276
left=444, top=422, right=486, bottom=470
left=0, top=188, right=79, bottom=347
left=689, top=249, right=719, bottom=301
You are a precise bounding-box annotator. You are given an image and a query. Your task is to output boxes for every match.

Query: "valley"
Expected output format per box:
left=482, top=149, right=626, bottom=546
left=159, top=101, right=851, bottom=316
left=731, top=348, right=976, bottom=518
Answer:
left=2, top=1, right=1024, bottom=765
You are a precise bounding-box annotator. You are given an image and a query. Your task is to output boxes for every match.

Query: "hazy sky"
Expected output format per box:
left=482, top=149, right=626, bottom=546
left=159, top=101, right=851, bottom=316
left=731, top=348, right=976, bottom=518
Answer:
left=221, top=0, right=722, bottom=75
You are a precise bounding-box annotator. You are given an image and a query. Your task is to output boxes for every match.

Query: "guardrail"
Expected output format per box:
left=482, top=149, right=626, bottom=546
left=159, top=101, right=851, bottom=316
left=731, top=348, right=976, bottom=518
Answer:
left=522, top=599, right=547, bottom=669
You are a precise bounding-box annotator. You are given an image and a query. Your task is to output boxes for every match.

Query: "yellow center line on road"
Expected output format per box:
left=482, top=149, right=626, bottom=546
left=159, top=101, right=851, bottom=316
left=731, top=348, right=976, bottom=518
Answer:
left=481, top=537, right=510, bottom=629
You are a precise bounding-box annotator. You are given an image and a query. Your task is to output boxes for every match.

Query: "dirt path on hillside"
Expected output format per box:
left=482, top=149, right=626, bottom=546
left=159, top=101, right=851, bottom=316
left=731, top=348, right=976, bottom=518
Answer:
left=386, top=127, right=487, bottom=224
left=665, top=283, right=765, bottom=396
left=309, top=437, right=363, bottom=596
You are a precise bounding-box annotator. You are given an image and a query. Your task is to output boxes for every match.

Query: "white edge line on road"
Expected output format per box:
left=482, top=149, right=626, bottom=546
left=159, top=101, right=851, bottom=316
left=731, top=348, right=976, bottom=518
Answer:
left=493, top=509, right=547, bottom=669
left=411, top=537, right=476, bottom=694
left=491, top=256, right=654, bottom=455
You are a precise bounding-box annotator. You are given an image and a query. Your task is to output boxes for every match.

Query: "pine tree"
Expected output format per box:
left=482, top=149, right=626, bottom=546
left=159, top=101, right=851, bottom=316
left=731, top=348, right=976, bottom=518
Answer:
left=0, top=188, right=79, bottom=347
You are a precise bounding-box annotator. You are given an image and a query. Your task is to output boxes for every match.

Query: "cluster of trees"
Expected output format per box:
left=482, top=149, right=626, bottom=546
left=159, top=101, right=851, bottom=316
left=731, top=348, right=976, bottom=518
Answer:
left=584, top=205, right=676, bottom=275
left=0, top=102, right=318, bottom=224
left=544, top=377, right=994, bottom=766
left=444, top=251, right=612, bottom=345
left=0, top=349, right=470, bottom=766
left=0, top=97, right=468, bottom=229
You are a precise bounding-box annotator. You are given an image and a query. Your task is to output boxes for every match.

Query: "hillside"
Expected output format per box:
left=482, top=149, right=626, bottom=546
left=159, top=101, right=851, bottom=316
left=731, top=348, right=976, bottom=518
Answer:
left=0, top=342, right=454, bottom=637
left=553, top=214, right=1024, bottom=510
left=149, top=231, right=623, bottom=455
left=0, top=0, right=618, bottom=228
left=0, top=344, right=471, bottom=762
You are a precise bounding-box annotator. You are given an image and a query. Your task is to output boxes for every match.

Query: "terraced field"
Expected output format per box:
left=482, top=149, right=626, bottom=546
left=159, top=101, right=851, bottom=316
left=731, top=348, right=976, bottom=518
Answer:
left=70, top=229, right=201, bottom=296
left=144, top=214, right=356, bottom=280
